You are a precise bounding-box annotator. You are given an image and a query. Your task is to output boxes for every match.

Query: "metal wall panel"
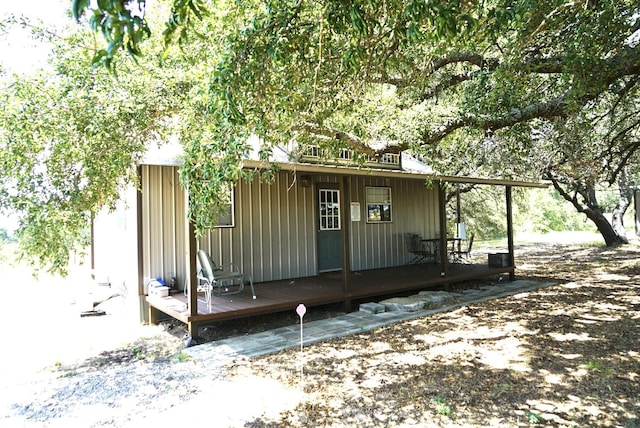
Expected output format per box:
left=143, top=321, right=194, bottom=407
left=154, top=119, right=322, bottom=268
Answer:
left=199, top=170, right=317, bottom=283
left=141, top=165, right=187, bottom=290
left=347, top=176, right=439, bottom=270
left=142, top=166, right=440, bottom=286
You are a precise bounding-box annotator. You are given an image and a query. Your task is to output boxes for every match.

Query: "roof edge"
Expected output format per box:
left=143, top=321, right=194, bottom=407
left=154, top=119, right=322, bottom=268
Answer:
left=137, top=158, right=548, bottom=188
left=241, top=160, right=549, bottom=188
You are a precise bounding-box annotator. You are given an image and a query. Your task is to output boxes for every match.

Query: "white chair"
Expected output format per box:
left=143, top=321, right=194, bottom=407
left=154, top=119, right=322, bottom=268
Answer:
left=195, top=250, right=256, bottom=307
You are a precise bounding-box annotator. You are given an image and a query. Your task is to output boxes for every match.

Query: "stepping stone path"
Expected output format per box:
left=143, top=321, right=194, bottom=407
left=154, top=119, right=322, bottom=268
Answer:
left=369, top=290, right=459, bottom=313
left=186, top=279, right=556, bottom=362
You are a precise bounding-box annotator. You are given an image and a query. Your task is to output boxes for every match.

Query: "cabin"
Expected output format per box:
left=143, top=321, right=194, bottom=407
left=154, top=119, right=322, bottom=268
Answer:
left=93, top=144, right=546, bottom=339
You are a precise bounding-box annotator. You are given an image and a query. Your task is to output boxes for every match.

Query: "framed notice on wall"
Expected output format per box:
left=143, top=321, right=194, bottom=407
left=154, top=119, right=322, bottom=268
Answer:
left=350, top=202, right=361, bottom=221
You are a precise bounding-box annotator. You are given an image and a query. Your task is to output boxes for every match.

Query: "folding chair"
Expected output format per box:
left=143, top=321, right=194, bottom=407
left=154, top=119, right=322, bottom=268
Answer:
left=196, top=250, right=256, bottom=307
left=452, top=233, right=474, bottom=263
left=405, top=233, right=431, bottom=264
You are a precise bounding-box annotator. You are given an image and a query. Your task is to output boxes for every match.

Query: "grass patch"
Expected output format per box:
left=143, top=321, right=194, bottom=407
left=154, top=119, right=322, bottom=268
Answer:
left=175, top=352, right=191, bottom=362
left=585, top=359, right=612, bottom=375
left=131, top=347, right=144, bottom=360
left=433, top=396, right=455, bottom=418
left=525, top=410, right=544, bottom=424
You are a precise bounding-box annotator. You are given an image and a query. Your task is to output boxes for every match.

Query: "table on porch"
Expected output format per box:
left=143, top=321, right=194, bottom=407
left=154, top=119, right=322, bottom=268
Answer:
left=422, top=237, right=463, bottom=263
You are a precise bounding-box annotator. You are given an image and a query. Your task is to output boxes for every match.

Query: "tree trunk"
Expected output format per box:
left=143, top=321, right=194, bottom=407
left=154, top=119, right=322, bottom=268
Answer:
left=549, top=177, right=627, bottom=247
left=610, top=167, right=632, bottom=244
left=583, top=206, right=627, bottom=246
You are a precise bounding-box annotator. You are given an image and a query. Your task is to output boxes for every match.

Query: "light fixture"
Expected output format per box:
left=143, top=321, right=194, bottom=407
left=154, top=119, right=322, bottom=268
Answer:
left=300, top=175, right=312, bottom=187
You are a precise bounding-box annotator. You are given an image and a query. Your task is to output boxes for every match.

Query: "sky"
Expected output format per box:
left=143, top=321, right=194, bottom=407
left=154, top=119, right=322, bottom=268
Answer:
left=0, top=0, right=71, bottom=74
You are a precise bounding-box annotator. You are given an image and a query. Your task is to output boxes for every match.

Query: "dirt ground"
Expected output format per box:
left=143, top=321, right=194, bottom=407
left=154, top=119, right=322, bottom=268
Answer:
left=2, top=235, right=639, bottom=426
left=219, top=240, right=640, bottom=427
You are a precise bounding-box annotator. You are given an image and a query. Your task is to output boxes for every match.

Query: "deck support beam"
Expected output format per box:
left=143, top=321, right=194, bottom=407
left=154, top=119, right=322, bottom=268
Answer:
left=188, top=320, right=199, bottom=340
left=149, top=304, right=158, bottom=325
left=187, top=208, right=198, bottom=319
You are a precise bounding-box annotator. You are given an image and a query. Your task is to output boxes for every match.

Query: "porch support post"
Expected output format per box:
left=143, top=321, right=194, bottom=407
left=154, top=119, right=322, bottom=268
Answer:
left=438, top=180, right=449, bottom=277
left=136, top=165, right=148, bottom=324
left=186, top=193, right=198, bottom=321
left=340, top=176, right=352, bottom=312
left=506, top=185, right=515, bottom=281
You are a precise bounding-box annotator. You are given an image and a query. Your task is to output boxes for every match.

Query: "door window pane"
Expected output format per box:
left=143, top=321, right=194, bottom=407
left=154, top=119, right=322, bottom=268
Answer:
left=319, top=189, right=341, bottom=230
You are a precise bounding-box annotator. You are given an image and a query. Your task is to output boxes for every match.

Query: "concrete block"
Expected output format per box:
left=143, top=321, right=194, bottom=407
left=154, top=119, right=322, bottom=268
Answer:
left=359, top=302, right=386, bottom=314
left=380, top=295, right=427, bottom=312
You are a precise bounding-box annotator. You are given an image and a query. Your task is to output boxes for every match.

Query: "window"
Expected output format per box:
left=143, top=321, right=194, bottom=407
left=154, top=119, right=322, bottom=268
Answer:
left=319, top=189, right=341, bottom=230
left=304, top=145, right=320, bottom=158
left=338, top=148, right=352, bottom=160
left=366, top=187, right=392, bottom=223
left=379, top=153, right=400, bottom=165
left=215, top=187, right=235, bottom=227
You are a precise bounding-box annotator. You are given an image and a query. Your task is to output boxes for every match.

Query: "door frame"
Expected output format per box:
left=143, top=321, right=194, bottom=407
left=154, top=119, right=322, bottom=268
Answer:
left=316, top=183, right=342, bottom=272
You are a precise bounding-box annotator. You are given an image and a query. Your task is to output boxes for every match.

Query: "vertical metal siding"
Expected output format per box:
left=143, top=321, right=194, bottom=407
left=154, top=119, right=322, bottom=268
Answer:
left=143, top=166, right=441, bottom=287
left=161, top=166, right=176, bottom=279
left=347, top=176, right=439, bottom=270
left=173, top=167, right=187, bottom=287
left=142, top=165, right=187, bottom=290
left=198, top=170, right=317, bottom=283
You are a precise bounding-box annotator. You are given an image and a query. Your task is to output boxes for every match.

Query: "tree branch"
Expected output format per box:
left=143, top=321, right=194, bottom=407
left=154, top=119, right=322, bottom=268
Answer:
left=419, top=45, right=640, bottom=145
left=421, top=96, right=568, bottom=145
left=293, top=122, right=376, bottom=156
left=419, top=72, right=476, bottom=101
left=429, top=52, right=486, bottom=71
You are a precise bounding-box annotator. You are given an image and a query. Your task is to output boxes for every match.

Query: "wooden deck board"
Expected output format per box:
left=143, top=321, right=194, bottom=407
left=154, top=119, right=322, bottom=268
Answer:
left=147, top=262, right=514, bottom=327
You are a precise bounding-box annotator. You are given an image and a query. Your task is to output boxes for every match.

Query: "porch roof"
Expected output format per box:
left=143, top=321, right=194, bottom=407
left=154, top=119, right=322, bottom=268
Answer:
left=242, top=159, right=550, bottom=189
left=141, top=137, right=548, bottom=188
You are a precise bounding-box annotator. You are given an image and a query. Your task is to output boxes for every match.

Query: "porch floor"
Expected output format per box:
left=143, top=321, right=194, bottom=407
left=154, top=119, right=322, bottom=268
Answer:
left=146, top=261, right=514, bottom=327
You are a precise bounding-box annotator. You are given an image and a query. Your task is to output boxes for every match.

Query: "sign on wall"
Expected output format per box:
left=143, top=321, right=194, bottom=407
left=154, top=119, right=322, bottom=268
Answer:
left=351, top=202, right=361, bottom=221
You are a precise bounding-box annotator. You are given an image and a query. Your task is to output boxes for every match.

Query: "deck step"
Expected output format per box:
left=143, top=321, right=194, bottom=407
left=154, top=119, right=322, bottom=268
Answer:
left=359, top=302, right=386, bottom=314
left=379, top=290, right=458, bottom=312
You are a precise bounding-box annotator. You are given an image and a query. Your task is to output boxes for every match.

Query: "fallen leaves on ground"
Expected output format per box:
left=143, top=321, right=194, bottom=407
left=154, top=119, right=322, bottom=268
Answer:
left=229, top=243, right=640, bottom=427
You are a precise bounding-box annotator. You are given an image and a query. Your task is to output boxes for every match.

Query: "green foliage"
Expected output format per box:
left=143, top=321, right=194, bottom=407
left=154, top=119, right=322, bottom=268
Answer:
left=432, top=396, right=455, bottom=418
left=2, top=0, right=638, bottom=270
left=59, top=370, right=78, bottom=378
left=0, top=14, right=187, bottom=274
left=454, top=185, right=510, bottom=240
left=585, top=358, right=613, bottom=375
left=525, top=410, right=544, bottom=424
left=522, top=188, right=593, bottom=234
left=0, top=227, right=14, bottom=243
left=131, top=346, right=144, bottom=360
left=597, top=185, right=624, bottom=214
left=453, top=185, right=598, bottom=240
left=71, top=0, right=208, bottom=68
left=175, top=351, right=191, bottom=362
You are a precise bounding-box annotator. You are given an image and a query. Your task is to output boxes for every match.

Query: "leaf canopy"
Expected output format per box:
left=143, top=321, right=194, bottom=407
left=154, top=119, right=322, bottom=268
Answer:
left=2, top=0, right=638, bottom=272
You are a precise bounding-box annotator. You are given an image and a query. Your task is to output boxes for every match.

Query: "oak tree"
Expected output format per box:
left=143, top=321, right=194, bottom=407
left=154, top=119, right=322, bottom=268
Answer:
left=73, top=0, right=639, bottom=245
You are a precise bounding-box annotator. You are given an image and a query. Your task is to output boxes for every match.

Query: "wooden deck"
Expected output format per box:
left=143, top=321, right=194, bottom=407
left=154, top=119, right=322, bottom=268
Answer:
left=146, top=261, right=514, bottom=331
